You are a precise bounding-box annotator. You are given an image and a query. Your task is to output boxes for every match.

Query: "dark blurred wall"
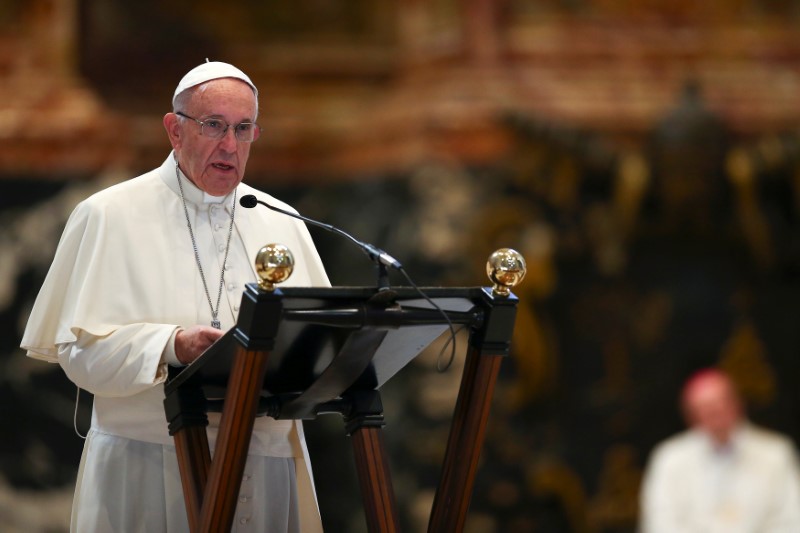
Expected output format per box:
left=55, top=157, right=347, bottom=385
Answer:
left=4, top=1, right=800, bottom=532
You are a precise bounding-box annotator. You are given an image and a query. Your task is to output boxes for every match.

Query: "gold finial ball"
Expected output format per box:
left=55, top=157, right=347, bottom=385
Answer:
left=255, top=243, right=295, bottom=291
left=486, top=248, right=526, bottom=296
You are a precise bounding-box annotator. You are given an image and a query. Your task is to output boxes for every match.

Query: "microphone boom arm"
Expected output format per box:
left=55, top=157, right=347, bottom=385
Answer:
left=240, top=195, right=402, bottom=288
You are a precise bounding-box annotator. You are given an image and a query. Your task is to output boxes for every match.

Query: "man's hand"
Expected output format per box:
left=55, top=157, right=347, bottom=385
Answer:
left=174, top=325, right=224, bottom=365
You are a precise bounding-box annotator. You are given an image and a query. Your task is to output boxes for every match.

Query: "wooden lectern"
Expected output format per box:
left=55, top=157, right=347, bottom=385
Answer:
left=163, top=250, right=523, bottom=533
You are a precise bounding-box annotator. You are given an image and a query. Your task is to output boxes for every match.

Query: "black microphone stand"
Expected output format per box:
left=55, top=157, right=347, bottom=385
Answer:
left=358, top=242, right=394, bottom=291
left=238, top=194, right=459, bottom=372
left=375, top=261, right=390, bottom=291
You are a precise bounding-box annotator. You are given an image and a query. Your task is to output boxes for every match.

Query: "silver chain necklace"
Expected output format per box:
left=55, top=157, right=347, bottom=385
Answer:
left=175, top=163, right=236, bottom=329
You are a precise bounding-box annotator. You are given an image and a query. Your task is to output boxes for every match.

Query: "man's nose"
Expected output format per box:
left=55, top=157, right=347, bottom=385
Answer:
left=219, top=126, right=238, bottom=151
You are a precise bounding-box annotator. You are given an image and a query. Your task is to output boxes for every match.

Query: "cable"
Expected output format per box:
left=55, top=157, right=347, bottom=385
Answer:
left=73, top=385, right=87, bottom=440
left=397, top=266, right=460, bottom=372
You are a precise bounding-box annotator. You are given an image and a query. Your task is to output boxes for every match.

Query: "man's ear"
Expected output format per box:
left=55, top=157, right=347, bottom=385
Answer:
left=163, top=112, right=182, bottom=150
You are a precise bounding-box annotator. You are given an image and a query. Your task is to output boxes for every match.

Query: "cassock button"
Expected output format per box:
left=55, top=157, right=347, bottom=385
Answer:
left=239, top=495, right=248, bottom=503
left=239, top=517, right=250, bottom=525
left=214, top=223, right=222, bottom=231
left=228, top=283, right=236, bottom=291
left=218, top=244, right=226, bottom=252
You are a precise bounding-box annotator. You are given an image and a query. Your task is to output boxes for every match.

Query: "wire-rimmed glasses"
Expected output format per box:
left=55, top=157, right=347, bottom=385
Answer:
left=176, top=111, right=260, bottom=142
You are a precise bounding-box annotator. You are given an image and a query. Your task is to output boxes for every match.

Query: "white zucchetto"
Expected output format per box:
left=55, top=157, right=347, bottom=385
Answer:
left=172, top=60, right=257, bottom=107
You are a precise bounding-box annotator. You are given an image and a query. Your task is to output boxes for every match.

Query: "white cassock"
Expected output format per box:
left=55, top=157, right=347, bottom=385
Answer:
left=640, top=423, right=800, bottom=533
left=21, top=153, right=329, bottom=533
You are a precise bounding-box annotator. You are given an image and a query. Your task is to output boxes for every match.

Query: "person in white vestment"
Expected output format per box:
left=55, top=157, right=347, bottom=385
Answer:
left=20, top=61, right=327, bottom=533
left=640, top=368, right=800, bottom=533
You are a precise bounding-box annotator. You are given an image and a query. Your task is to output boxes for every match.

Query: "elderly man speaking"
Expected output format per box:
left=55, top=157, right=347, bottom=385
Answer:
left=21, top=61, right=328, bottom=532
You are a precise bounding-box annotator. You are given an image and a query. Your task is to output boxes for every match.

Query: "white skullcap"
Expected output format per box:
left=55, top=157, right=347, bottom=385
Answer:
left=172, top=60, right=258, bottom=107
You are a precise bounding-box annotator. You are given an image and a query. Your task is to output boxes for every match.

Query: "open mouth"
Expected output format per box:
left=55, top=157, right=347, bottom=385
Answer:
left=212, top=162, right=234, bottom=171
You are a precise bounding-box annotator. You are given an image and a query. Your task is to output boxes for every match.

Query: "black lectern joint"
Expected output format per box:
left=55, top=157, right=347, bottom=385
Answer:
left=341, top=390, right=386, bottom=435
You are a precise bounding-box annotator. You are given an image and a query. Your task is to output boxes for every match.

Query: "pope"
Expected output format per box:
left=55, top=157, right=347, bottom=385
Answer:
left=21, top=61, right=328, bottom=533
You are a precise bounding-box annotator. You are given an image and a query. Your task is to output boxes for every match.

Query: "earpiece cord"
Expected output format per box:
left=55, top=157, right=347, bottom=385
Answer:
left=73, top=385, right=87, bottom=440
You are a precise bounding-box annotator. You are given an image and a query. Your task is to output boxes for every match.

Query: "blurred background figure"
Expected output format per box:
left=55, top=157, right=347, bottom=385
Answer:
left=640, top=369, right=800, bottom=533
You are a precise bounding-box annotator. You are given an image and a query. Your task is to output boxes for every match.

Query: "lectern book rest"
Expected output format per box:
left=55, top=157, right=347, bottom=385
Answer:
left=165, top=285, right=489, bottom=421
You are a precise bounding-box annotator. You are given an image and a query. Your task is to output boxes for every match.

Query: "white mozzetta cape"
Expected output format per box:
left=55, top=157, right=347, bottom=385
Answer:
left=21, top=153, right=329, bottom=532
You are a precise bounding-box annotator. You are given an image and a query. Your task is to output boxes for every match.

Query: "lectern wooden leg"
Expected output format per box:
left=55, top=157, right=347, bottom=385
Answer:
left=343, top=390, right=400, bottom=533
left=165, top=377, right=211, bottom=533
left=174, top=427, right=211, bottom=533
left=198, top=346, right=271, bottom=533
left=428, top=346, right=503, bottom=532
left=351, top=425, right=400, bottom=533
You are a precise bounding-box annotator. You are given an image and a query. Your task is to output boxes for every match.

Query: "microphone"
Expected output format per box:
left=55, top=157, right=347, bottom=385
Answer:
left=240, top=194, right=461, bottom=371
left=239, top=194, right=402, bottom=270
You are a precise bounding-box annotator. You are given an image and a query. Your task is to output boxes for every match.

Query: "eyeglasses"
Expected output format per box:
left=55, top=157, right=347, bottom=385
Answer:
left=175, top=111, right=260, bottom=142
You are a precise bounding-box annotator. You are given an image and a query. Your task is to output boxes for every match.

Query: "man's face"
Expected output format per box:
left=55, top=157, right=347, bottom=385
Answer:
left=165, top=78, right=258, bottom=197
left=684, top=374, right=742, bottom=445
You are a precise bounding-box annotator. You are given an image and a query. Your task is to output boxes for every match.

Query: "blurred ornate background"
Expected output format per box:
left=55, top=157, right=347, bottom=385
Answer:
left=3, top=0, right=800, bottom=531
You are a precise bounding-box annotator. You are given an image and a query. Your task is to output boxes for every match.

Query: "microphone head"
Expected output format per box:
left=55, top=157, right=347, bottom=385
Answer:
left=240, top=194, right=258, bottom=208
